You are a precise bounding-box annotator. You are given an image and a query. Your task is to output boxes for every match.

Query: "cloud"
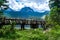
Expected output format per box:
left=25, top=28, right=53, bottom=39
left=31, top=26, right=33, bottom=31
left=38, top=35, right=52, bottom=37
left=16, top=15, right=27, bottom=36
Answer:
left=7, top=0, right=50, bottom=12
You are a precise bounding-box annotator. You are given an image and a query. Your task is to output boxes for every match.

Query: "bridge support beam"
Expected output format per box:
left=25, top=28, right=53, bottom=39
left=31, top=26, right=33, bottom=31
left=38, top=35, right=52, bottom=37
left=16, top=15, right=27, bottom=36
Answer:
left=30, top=24, right=38, bottom=29
left=41, top=24, right=46, bottom=30
left=21, top=23, right=25, bottom=30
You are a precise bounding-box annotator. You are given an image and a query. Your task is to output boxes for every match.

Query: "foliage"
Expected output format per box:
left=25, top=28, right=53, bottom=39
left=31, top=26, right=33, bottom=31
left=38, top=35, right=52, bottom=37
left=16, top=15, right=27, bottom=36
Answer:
left=49, top=0, right=60, bottom=8
left=45, top=0, right=60, bottom=27
left=49, top=0, right=60, bottom=25
left=0, top=0, right=60, bottom=40
left=50, top=6, right=60, bottom=25
left=0, top=0, right=8, bottom=17
left=10, top=21, right=16, bottom=30
left=0, top=0, right=5, bottom=6
left=45, top=25, right=60, bottom=40
left=0, top=26, right=60, bottom=40
left=0, top=25, right=20, bottom=40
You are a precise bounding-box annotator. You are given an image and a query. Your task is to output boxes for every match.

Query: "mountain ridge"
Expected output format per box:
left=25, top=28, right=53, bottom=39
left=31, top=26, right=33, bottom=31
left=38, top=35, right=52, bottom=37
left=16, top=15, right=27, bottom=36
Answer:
left=4, top=7, right=49, bottom=19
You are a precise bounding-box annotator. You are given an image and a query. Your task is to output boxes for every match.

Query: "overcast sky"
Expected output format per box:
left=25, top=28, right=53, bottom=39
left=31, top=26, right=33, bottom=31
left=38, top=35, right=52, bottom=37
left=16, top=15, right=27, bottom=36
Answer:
left=7, top=0, right=50, bottom=12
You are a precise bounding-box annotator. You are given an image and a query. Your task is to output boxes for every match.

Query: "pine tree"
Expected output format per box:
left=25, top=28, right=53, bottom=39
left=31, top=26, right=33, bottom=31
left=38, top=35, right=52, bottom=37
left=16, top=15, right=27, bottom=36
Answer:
left=0, top=0, right=8, bottom=29
left=0, top=0, right=8, bottom=17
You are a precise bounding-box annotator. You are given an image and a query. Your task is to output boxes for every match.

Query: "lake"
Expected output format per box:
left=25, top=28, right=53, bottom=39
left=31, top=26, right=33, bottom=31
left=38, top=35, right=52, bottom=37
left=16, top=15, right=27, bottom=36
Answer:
left=15, top=25, right=42, bottom=29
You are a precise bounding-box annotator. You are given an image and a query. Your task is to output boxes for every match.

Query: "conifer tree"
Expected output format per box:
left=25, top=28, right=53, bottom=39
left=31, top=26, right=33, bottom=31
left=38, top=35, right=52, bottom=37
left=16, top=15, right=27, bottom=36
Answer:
left=0, top=0, right=8, bottom=29
left=0, top=0, right=8, bottom=17
left=49, top=0, right=60, bottom=25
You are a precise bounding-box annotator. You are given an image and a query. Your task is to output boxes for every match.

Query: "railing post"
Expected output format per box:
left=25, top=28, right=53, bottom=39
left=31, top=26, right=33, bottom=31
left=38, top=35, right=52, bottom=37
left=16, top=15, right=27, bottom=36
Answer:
left=21, top=22, right=25, bottom=30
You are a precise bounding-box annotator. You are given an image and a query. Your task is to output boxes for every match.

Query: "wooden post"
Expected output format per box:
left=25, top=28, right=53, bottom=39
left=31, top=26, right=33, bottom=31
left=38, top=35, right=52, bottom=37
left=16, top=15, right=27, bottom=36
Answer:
left=21, top=24, right=25, bottom=30
left=41, top=21, right=46, bottom=30
left=0, top=17, right=5, bottom=29
left=21, top=22, right=25, bottom=30
left=30, top=24, right=38, bottom=29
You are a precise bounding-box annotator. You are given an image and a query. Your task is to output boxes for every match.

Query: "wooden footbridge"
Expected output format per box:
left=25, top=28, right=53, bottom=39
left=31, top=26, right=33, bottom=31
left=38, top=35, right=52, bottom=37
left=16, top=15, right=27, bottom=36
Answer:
left=0, top=18, right=46, bottom=30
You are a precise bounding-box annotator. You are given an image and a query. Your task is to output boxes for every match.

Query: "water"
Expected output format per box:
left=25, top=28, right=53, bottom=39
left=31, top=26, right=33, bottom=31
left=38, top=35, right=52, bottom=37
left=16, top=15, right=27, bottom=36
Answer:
left=15, top=25, right=42, bottom=29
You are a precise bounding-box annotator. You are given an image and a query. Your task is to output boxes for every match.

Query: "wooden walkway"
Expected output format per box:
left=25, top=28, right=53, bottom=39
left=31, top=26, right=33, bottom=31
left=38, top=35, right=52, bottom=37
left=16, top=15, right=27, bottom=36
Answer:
left=0, top=18, right=46, bottom=29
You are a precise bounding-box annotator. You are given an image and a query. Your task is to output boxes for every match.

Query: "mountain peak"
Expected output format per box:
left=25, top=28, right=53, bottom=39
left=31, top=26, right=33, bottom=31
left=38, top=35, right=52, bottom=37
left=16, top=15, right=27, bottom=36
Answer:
left=4, top=7, right=49, bottom=18
left=20, top=7, right=34, bottom=13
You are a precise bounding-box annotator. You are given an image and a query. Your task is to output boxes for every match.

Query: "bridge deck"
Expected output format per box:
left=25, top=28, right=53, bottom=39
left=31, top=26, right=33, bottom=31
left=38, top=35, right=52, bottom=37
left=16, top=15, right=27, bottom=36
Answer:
left=0, top=18, right=47, bottom=29
left=0, top=18, right=46, bottom=25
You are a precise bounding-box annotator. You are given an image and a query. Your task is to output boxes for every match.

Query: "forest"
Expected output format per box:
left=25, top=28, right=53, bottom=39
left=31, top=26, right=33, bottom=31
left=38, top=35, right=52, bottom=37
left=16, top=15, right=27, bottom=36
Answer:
left=0, top=0, right=60, bottom=40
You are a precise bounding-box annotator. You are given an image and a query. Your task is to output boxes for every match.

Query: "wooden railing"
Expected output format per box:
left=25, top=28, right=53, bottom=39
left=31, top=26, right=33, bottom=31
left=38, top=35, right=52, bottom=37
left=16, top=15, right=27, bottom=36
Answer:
left=0, top=18, right=46, bottom=30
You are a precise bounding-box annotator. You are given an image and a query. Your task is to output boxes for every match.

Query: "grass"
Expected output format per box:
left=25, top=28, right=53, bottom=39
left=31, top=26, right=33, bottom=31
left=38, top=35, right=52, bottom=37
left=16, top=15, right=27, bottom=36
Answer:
left=0, top=25, right=60, bottom=40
